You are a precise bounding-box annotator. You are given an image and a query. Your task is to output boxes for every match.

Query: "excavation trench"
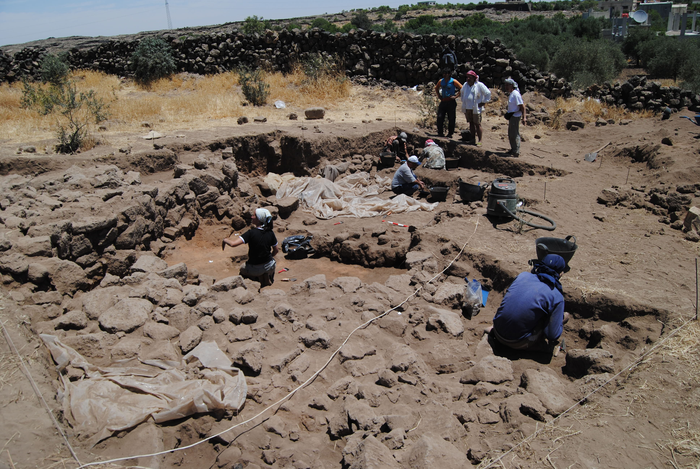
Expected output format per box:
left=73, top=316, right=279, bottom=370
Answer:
left=0, top=125, right=679, bottom=469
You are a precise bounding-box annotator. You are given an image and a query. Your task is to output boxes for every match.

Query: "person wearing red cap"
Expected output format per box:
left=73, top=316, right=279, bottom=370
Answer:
left=419, top=139, right=445, bottom=169
left=461, top=70, right=491, bottom=147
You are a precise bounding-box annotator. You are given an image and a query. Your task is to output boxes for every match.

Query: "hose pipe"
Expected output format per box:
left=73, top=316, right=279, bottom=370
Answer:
left=497, top=200, right=556, bottom=231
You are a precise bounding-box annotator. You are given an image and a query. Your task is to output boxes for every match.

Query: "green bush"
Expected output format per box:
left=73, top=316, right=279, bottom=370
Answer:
left=351, top=11, right=372, bottom=30
left=622, top=27, right=656, bottom=66
left=238, top=68, right=269, bottom=106
left=21, top=79, right=109, bottom=153
left=131, top=37, right=176, bottom=85
left=243, top=16, right=265, bottom=34
left=551, top=39, right=625, bottom=84
left=300, top=53, right=345, bottom=85
left=644, top=37, right=700, bottom=80
left=40, top=53, right=70, bottom=86
left=287, top=22, right=301, bottom=31
left=311, top=17, right=339, bottom=33
left=516, top=46, right=550, bottom=72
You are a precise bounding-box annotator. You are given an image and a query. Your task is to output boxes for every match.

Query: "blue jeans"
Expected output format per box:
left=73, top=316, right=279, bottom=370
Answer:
left=392, top=183, right=420, bottom=196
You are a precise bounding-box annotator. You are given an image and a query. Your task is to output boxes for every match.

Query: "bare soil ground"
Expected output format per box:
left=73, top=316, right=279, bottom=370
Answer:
left=0, top=83, right=699, bottom=469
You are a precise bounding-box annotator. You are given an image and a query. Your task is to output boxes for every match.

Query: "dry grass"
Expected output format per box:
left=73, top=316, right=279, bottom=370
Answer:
left=549, top=96, right=655, bottom=130
left=661, top=320, right=700, bottom=371
left=0, top=67, right=354, bottom=145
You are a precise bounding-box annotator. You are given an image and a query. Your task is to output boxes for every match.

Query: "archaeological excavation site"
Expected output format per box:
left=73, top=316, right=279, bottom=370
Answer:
left=1, top=99, right=699, bottom=469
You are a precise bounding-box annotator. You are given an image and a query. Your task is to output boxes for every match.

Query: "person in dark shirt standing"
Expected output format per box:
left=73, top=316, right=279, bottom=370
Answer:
left=222, top=208, right=279, bottom=286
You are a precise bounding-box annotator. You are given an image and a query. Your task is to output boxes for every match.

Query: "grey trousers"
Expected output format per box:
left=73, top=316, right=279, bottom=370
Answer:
left=508, top=116, right=521, bottom=156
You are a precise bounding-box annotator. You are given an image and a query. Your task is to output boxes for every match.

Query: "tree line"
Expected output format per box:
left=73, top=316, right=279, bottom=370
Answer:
left=269, top=5, right=699, bottom=92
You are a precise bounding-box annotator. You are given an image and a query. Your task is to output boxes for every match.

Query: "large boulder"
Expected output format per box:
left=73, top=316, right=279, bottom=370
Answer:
left=520, top=368, right=574, bottom=416
left=403, top=434, right=470, bottom=467
left=426, top=307, right=464, bottom=337
left=460, top=356, right=514, bottom=384
left=98, top=298, right=153, bottom=333
left=565, top=348, right=614, bottom=378
left=41, top=258, right=90, bottom=294
left=343, top=435, right=401, bottom=469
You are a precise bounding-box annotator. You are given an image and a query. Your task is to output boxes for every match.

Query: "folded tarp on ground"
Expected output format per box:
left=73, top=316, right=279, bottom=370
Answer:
left=274, top=172, right=438, bottom=219
left=41, top=335, right=247, bottom=446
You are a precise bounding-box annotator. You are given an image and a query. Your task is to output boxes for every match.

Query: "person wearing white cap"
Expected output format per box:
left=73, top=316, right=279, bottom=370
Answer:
left=391, top=155, right=426, bottom=196
left=504, top=78, right=526, bottom=157
left=222, top=208, right=279, bottom=286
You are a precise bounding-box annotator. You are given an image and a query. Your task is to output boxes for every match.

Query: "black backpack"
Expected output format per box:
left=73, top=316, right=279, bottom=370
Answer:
left=441, top=50, right=457, bottom=69
left=282, top=235, right=316, bottom=259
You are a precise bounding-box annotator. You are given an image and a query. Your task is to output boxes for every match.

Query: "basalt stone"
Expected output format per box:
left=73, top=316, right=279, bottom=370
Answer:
left=304, top=107, right=326, bottom=120
left=99, top=298, right=152, bottom=333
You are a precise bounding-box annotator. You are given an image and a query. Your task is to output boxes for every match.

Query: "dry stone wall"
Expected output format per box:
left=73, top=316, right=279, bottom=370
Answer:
left=3, top=29, right=699, bottom=112
left=584, top=75, right=700, bottom=113
left=1, top=29, right=569, bottom=96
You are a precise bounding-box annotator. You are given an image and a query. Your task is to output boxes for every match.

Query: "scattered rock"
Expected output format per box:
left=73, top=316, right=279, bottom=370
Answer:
left=460, top=356, right=514, bottom=384
left=520, top=369, right=574, bottom=416
left=99, top=298, right=152, bottom=333
left=403, top=434, right=470, bottom=467
left=426, top=307, right=464, bottom=337
left=304, top=108, right=326, bottom=120
left=343, top=435, right=400, bottom=469
left=565, top=348, right=614, bottom=377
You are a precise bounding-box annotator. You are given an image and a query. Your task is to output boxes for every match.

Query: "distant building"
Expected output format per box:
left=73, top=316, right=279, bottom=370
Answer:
left=417, top=1, right=437, bottom=5
left=598, top=0, right=635, bottom=17
left=637, top=1, right=673, bottom=21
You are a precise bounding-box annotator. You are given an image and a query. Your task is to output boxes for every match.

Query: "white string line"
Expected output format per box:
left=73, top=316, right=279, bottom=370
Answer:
left=481, top=316, right=697, bottom=469
left=0, top=312, right=82, bottom=467
left=77, top=216, right=481, bottom=468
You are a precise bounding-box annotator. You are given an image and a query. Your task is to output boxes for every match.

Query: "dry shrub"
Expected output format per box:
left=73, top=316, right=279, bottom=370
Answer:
left=548, top=96, right=654, bottom=130
left=267, top=65, right=351, bottom=107
left=661, top=320, right=700, bottom=370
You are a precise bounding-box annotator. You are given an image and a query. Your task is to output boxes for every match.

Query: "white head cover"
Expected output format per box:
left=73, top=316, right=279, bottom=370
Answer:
left=504, top=78, right=519, bottom=91
left=255, top=208, right=271, bottom=224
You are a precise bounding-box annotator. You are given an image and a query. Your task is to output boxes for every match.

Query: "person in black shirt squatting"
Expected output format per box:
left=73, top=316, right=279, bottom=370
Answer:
left=222, top=208, right=279, bottom=286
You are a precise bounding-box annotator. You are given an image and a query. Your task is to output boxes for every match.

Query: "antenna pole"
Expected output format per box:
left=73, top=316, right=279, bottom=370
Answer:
left=165, top=0, right=173, bottom=29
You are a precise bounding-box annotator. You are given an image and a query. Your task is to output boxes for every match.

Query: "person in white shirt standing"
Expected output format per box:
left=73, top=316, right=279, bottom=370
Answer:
left=504, top=78, right=526, bottom=157
left=461, top=70, right=491, bottom=147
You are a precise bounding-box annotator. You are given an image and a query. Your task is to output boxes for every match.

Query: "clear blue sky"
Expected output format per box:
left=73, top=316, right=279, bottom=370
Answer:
left=0, top=0, right=420, bottom=47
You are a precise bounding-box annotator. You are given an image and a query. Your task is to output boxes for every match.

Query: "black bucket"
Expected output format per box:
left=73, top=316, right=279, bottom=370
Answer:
left=445, top=158, right=460, bottom=170
left=486, top=177, right=517, bottom=217
left=429, top=186, right=449, bottom=201
left=459, top=179, right=485, bottom=202
left=535, top=235, right=577, bottom=266
left=379, top=151, right=396, bottom=167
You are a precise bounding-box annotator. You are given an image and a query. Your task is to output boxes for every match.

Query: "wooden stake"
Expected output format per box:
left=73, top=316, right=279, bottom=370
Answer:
left=696, top=258, right=698, bottom=321
left=625, top=167, right=631, bottom=185
left=544, top=182, right=547, bottom=202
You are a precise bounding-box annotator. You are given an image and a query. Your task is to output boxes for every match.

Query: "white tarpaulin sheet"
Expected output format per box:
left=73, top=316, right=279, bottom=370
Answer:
left=41, top=335, right=247, bottom=446
left=275, top=172, right=438, bottom=219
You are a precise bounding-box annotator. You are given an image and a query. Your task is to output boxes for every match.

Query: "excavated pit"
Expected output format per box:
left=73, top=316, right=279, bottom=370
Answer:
left=0, top=126, right=679, bottom=468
